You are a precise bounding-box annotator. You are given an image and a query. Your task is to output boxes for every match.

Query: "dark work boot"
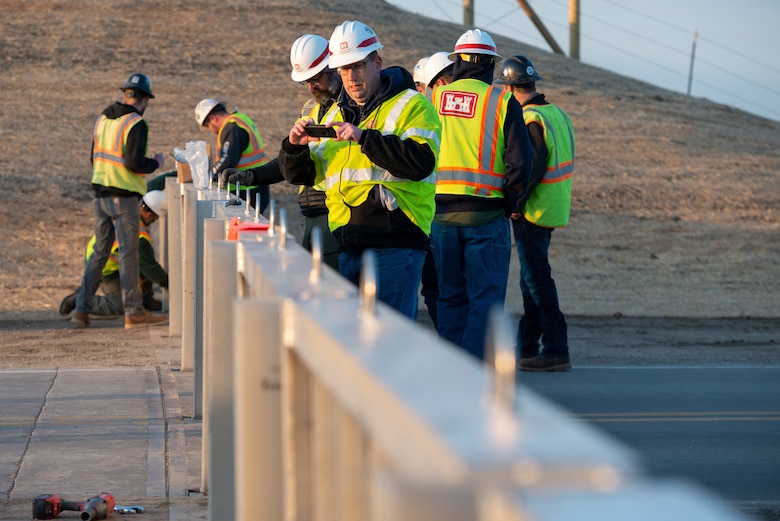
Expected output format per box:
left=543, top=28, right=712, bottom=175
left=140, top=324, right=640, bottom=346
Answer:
left=143, top=294, right=163, bottom=311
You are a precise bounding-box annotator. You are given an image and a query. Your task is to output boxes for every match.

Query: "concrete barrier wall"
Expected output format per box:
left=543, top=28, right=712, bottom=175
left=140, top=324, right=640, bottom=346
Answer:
left=168, top=182, right=750, bottom=521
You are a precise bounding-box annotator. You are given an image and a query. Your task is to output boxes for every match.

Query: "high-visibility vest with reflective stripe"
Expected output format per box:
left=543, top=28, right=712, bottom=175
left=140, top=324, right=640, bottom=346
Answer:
left=91, top=113, right=147, bottom=195
left=320, top=89, right=440, bottom=234
left=219, top=112, right=265, bottom=193
left=433, top=79, right=511, bottom=199
left=85, top=223, right=151, bottom=278
left=522, top=103, right=575, bottom=227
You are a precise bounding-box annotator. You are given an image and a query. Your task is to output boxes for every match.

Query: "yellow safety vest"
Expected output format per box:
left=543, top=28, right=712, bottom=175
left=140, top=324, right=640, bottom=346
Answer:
left=219, top=112, right=266, bottom=192
left=433, top=79, right=511, bottom=199
left=85, top=223, right=151, bottom=278
left=319, top=89, right=440, bottom=234
left=522, top=104, right=575, bottom=227
left=91, top=113, right=147, bottom=195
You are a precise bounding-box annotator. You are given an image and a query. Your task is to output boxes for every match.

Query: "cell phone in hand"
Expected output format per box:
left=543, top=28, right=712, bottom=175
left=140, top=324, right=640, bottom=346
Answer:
left=303, top=124, right=337, bottom=138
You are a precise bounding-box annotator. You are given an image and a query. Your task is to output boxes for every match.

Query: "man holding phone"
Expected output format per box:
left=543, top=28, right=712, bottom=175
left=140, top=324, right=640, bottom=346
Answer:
left=279, top=20, right=441, bottom=319
left=222, top=34, right=343, bottom=270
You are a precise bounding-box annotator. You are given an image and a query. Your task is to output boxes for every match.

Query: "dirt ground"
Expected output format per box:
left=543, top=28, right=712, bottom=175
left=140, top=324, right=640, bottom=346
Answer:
left=0, top=1, right=778, bottom=518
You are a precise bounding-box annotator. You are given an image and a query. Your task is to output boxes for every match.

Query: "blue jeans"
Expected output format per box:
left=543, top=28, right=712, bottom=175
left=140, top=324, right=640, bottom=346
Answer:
left=431, top=218, right=511, bottom=361
left=512, top=215, right=568, bottom=358
left=339, top=248, right=425, bottom=320
left=76, top=195, right=143, bottom=315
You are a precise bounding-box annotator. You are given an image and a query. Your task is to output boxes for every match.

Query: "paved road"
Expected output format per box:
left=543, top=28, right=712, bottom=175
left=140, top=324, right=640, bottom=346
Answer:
left=521, top=366, right=780, bottom=518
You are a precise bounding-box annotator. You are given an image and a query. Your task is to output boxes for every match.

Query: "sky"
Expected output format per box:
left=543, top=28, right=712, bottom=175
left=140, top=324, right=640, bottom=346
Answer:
left=386, top=0, right=780, bottom=123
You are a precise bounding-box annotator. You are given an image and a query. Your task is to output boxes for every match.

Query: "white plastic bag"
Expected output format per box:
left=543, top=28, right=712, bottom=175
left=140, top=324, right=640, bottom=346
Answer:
left=173, top=141, right=210, bottom=190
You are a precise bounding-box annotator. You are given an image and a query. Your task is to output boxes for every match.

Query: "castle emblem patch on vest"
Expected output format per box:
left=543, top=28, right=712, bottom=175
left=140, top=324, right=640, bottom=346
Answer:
left=440, top=92, right=478, bottom=118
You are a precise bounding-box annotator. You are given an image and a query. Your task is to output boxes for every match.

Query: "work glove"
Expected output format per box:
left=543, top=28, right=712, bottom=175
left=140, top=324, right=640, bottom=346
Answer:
left=219, top=168, right=254, bottom=189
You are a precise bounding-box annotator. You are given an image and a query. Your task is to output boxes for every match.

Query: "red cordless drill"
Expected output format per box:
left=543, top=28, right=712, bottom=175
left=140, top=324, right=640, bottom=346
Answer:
left=32, top=494, right=85, bottom=519
left=80, top=493, right=115, bottom=520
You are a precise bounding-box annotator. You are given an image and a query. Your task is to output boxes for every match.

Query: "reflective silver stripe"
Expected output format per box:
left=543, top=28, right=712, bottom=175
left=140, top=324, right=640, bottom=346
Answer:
left=480, top=87, right=503, bottom=172
left=437, top=169, right=503, bottom=189
left=382, top=89, right=416, bottom=134
left=524, top=107, right=575, bottom=181
left=324, top=167, right=435, bottom=190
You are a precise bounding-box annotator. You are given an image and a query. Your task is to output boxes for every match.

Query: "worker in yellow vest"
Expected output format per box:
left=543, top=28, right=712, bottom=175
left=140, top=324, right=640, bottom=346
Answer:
left=279, top=20, right=441, bottom=319
left=495, top=54, right=575, bottom=372
left=222, top=34, right=343, bottom=271
left=195, top=99, right=270, bottom=213
left=430, top=30, right=534, bottom=361
left=72, top=73, right=168, bottom=330
left=62, top=191, right=169, bottom=318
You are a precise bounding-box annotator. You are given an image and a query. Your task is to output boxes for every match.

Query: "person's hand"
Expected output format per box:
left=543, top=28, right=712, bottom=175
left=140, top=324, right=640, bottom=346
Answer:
left=220, top=168, right=253, bottom=189
left=333, top=122, right=362, bottom=143
left=289, top=119, right=316, bottom=146
left=154, top=152, right=165, bottom=169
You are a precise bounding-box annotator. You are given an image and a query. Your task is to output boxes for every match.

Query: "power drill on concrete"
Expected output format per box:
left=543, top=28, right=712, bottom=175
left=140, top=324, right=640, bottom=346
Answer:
left=32, top=492, right=115, bottom=520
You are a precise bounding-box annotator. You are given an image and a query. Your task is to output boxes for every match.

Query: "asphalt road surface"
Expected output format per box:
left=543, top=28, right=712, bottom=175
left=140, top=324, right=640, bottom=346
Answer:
left=521, top=366, right=780, bottom=520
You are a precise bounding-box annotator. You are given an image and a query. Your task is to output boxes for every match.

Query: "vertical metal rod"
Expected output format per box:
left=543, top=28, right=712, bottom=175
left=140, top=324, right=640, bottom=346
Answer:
left=279, top=208, right=288, bottom=249
left=245, top=186, right=251, bottom=216
left=268, top=200, right=276, bottom=236
left=309, top=226, right=323, bottom=284
left=359, top=249, right=377, bottom=316
left=485, top=306, right=516, bottom=411
left=255, top=193, right=261, bottom=221
left=463, top=0, right=473, bottom=26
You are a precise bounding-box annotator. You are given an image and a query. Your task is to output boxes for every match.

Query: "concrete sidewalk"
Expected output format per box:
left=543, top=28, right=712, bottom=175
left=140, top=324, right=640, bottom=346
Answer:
left=0, top=330, right=207, bottom=520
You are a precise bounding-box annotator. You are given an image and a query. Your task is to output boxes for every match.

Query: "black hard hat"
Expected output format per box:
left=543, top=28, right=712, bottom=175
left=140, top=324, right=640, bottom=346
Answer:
left=493, top=55, right=542, bottom=85
left=119, top=73, right=155, bottom=98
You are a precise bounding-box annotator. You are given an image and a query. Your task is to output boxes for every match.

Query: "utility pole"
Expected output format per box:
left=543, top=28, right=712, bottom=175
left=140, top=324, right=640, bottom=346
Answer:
left=569, top=0, right=580, bottom=60
left=516, top=0, right=565, bottom=55
left=464, top=0, right=474, bottom=26
left=687, top=30, right=697, bottom=96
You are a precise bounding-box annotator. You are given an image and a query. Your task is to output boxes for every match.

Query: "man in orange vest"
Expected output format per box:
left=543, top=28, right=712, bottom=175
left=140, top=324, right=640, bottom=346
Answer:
left=429, top=30, right=534, bottom=361
left=72, top=73, right=168, bottom=329
left=495, top=55, right=575, bottom=372
left=194, top=99, right=269, bottom=213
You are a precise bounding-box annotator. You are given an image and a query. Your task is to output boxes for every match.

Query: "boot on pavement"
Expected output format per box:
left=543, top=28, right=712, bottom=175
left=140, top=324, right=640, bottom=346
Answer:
left=125, top=311, right=168, bottom=329
left=143, top=294, right=163, bottom=311
left=60, top=290, right=79, bottom=315
left=70, top=311, right=90, bottom=328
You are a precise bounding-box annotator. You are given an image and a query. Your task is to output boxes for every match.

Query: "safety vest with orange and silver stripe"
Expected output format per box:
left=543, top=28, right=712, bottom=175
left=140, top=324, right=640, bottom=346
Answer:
left=522, top=103, right=575, bottom=228
left=219, top=112, right=266, bottom=191
left=91, top=113, right=147, bottom=195
left=85, top=223, right=151, bottom=279
left=432, top=79, right=512, bottom=199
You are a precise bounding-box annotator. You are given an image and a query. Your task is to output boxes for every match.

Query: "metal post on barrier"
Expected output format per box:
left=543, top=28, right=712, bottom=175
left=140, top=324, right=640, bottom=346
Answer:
left=486, top=306, right=517, bottom=412
left=205, top=238, right=238, bottom=515
left=267, top=199, right=276, bottom=236
left=233, top=298, right=284, bottom=521
left=359, top=249, right=377, bottom=317
left=309, top=227, right=323, bottom=285
left=279, top=207, right=288, bottom=249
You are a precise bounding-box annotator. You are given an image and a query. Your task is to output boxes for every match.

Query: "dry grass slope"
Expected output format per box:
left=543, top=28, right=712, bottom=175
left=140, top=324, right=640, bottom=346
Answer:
left=0, top=0, right=778, bottom=318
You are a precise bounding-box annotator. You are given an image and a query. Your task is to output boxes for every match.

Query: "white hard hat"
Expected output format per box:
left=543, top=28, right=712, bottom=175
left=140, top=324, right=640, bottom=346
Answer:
left=413, top=57, right=429, bottom=84
left=290, top=34, right=330, bottom=82
left=194, top=98, right=224, bottom=127
left=328, top=20, right=383, bottom=69
left=448, top=29, right=501, bottom=61
left=423, top=52, right=454, bottom=87
left=142, top=190, right=167, bottom=216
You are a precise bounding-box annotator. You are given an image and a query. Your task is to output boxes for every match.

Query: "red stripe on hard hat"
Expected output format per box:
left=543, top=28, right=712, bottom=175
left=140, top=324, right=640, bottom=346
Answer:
left=455, top=43, right=496, bottom=53
left=357, top=36, right=379, bottom=49
left=310, top=47, right=329, bottom=68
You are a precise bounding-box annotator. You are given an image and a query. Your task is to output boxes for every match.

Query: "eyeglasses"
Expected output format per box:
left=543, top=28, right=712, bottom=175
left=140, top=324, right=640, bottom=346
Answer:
left=338, top=55, right=376, bottom=76
left=301, top=72, right=325, bottom=86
